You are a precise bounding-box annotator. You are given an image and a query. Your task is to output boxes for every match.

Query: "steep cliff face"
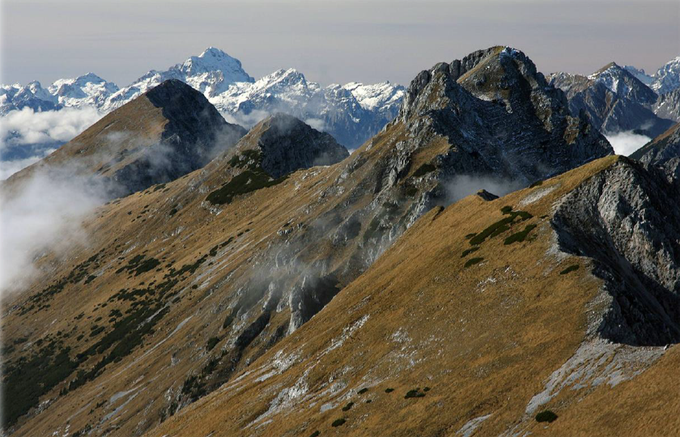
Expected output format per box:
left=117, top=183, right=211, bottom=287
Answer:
left=553, top=157, right=680, bottom=345
left=399, top=47, right=611, bottom=188
left=108, top=80, right=246, bottom=196
left=654, top=88, right=680, bottom=123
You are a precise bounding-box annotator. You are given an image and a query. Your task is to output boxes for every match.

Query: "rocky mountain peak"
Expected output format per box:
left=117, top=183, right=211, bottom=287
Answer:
left=396, top=46, right=611, bottom=188
left=589, top=61, right=658, bottom=105
left=179, top=47, right=254, bottom=84
left=401, top=46, right=565, bottom=122
left=548, top=62, right=673, bottom=139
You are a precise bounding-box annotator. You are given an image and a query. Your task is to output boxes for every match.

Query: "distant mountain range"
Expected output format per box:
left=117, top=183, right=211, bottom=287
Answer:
left=0, top=48, right=405, bottom=150
left=548, top=60, right=679, bottom=139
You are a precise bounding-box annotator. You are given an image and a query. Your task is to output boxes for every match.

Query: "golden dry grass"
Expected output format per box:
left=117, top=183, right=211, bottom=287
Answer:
left=139, top=156, right=629, bottom=437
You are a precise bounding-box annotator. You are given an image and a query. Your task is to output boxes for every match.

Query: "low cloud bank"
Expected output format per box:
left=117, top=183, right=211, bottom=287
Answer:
left=0, top=107, right=102, bottom=179
left=606, top=131, right=652, bottom=156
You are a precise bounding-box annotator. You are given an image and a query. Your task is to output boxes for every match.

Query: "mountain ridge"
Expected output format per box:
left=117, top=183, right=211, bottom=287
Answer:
left=0, top=46, right=617, bottom=436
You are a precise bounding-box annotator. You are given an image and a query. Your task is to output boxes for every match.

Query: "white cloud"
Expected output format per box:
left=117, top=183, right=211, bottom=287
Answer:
left=0, top=107, right=102, bottom=179
left=606, top=131, right=651, bottom=156
left=304, top=118, right=326, bottom=131
left=0, top=107, right=102, bottom=146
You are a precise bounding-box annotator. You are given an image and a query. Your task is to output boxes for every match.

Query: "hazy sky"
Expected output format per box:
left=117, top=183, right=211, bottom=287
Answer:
left=2, top=0, right=678, bottom=87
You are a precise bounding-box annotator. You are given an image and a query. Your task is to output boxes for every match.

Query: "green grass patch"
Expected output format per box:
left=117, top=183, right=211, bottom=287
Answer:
left=560, top=264, right=580, bottom=275
left=504, top=224, right=537, bottom=245
left=341, top=402, right=354, bottom=412
left=309, top=431, right=320, bottom=437
left=385, top=388, right=394, bottom=393
left=358, top=388, right=369, bottom=394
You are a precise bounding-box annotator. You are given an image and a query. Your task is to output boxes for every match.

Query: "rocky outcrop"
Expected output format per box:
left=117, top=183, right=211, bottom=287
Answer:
left=553, top=157, right=680, bottom=345
left=399, top=46, right=612, bottom=190
left=236, top=113, right=349, bottom=179
left=630, top=123, right=680, bottom=168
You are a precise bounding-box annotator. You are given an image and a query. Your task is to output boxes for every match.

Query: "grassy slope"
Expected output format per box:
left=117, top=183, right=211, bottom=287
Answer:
left=143, top=156, right=631, bottom=437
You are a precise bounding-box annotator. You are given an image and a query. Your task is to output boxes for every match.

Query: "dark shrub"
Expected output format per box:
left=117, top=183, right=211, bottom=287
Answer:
left=560, top=265, right=580, bottom=275
left=331, top=418, right=346, bottom=427
left=504, top=224, right=537, bottom=245
left=535, top=410, right=558, bottom=423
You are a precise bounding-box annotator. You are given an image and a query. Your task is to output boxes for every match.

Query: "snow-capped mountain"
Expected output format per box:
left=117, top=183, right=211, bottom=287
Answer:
left=49, top=73, right=119, bottom=109
left=0, top=74, right=119, bottom=115
left=1, top=48, right=404, bottom=150
left=102, top=47, right=254, bottom=111
left=651, top=56, right=680, bottom=95
left=1, top=81, right=60, bottom=114
left=588, top=62, right=658, bottom=106
left=209, top=67, right=404, bottom=147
